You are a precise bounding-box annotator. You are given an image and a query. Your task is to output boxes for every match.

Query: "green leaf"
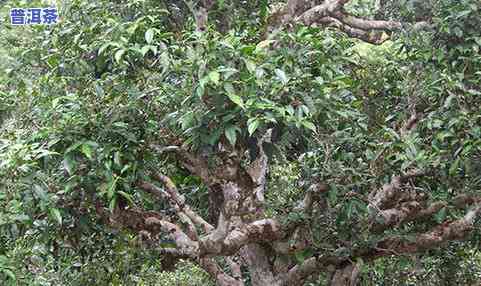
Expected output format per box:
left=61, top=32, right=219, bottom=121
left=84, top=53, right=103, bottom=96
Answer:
left=295, top=248, right=314, bottom=264
left=98, top=43, right=111, bottom=55
left=118, top=191, right=134, bottom=205
left=1, top=269, right=15, bottom=280
left=36, top=149, right=60, bottom=158
left=453, top=27, right=463, bottom=37
left=208, top=70, right=220, bottom=85
left=294, top=251, right=306, bottom=264
left=247, top=118, right=260, bottom=135
left=443, top=94, right=456, bottom=108
left=218, top=67, right=238, bottom=80
left=65, top=141, right=83, bottom=154
left=225, top=126, right=238, bottom=146
left=449, top=157, right=460, bottom=175
left=255, top=68, right=265, bottom=79
left=64, top=180, right=78, bottom=194
left=107, top=177, right=119, bottom=200
left=0, top=255, right=8, bottom=264
left=255, top=40, right=275, bottom=53
left=94, top=83, right=104, bottom=96
left=346, top=201, right=354, bottom=220
left=109, top=196, right=117, bottom=212
left=434, top=207, right=447, bottom=224
left=114, top=151, right=122, bottom=167
left=240, top=45, right=255, bottom=55
left=14, top=214, right=30, bottom=223
left=259, top=0, right=268, bottom=19
left=145, top=28, right=155, bottom=44
left=50, top=208, right=62, bottom=225
left=286, top=105, right=295, bottom=116
left=244, top=59, right=256, bottom=74
left=206, top=129, right=222, bottom=146
left=63, top=155, right=76, bottom=175
left=224, top=82, right=235, bottom=95
left=180, top=112, right=195, bottom=130
left=275, top=68, right=288, bottom=85
left=224, top=83, right=244, bottom=108
left=196, top=83, right=205, bottom=98
left=81, top=144, right=93, bottom=159
left=141, top=45, right=157, bottom=56
left=115, top=49, right=125, bottom=64
left=120, top=164, right=131, bottom=174
left=302, top=121, right=316, bottom=132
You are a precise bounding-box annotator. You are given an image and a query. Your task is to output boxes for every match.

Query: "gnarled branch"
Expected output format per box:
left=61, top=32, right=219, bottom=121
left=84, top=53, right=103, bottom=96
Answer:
left=271, top=0, right=430, bottom=45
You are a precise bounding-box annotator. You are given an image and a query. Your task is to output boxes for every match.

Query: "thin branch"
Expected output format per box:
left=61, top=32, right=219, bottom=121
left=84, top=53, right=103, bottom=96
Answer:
left=332, top=11, right=402, bottom=30
left=150, top=141, right=217, bottom=187
left=155, top=247, right=192, bottom=258
left=282, top=255, right=341, bottom=286
left=454, top=194, right=481, bottom=208
left=145, top=217, right=199, bottom=257
left=137, top=180, right=169, bottom=200
left=150, top=144, right=180, bottom=154
left=200, top=258, right=244, bottom=286
left=151, top=172, right=214, bottom=233
left=400, top=112, right=421, bottom=137
left=368, top=169, right=426, bottom=211
left=295, top=1, right=338, bottom=26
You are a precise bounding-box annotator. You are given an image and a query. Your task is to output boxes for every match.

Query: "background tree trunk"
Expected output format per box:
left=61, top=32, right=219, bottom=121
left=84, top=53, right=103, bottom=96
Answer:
left=329, top=262, right=362, bottom=286
left=240, top=244, right=282, bottom=286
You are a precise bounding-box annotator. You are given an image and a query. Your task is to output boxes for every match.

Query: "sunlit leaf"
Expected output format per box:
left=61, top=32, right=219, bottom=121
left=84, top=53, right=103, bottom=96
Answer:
left=63, top=155, right=76, bottom=175
left=225, top=126, right=238, bottom=146
left=49, top=208, right=62, bottom=225
left=208, top=70, right=220, bottom=85
left=114, top=49, right=125, bottom=63
left=247, top=118, right=260, bottom=135
left=275, top=69, right=288, bottom=85
left=224, top=83, right=244, bottom=108
left=145, top=28, right=155, bottom=44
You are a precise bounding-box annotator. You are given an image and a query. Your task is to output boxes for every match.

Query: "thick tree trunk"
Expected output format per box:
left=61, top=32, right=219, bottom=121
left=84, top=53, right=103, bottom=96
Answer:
left=329, top=262, right=362, bottom=286
left=240, top=244, right=282, bottom=286
left=208, top=187, right=223, bottom=223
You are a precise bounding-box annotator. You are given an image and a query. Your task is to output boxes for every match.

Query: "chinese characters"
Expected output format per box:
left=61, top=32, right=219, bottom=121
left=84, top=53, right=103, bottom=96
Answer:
left=10, top=7, right=59, bottom=25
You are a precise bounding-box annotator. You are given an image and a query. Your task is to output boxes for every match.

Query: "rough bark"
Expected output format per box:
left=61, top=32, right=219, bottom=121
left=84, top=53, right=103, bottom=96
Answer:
left=329, top=261, right=362, bottom=286
left=97, top=144, right=481, bottom=286
left=240, top=244, right=282, bottom=286
left=268, top=0, right=430, bottom=44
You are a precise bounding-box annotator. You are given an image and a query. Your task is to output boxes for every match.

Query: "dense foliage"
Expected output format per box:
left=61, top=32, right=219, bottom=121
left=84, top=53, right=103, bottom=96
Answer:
left=1, top=0, right=480, bottom=285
